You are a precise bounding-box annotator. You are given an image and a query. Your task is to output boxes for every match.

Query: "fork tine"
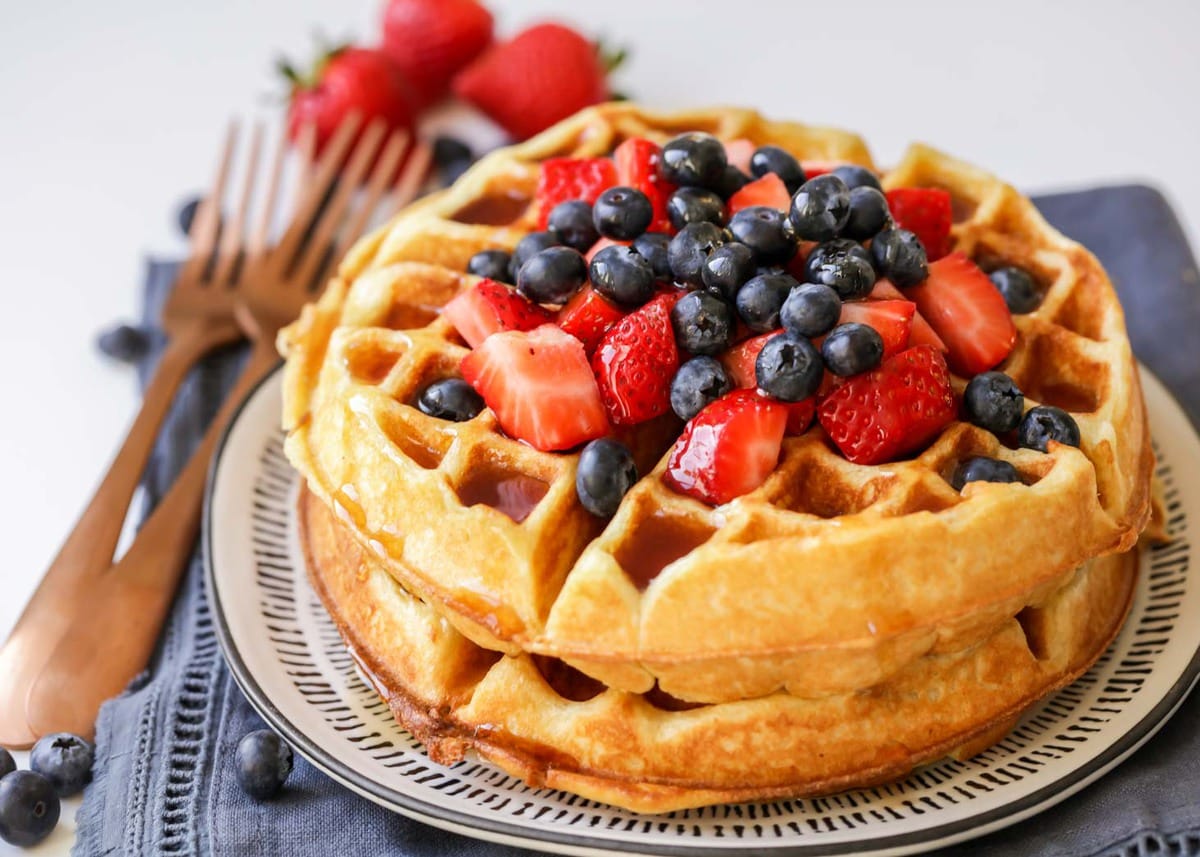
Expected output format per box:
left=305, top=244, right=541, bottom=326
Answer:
left=332, top=129, right=410, bottom=264
left=247, top=123, right=291, bottom=259
left=293, top=121, right=317, bottom=195
left=177, top=120, right=238, bottom=285
left=387, top=137, right=433, bottom=217
left=211, top=121, right=263, bottom=286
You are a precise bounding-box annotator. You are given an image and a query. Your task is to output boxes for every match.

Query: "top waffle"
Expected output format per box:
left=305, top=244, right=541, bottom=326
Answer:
left=280, top=103, right=1152, bottom=705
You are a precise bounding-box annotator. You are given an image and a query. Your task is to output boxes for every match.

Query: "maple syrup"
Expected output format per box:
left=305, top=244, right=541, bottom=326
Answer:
left=613, top=513, right=715, bottom=591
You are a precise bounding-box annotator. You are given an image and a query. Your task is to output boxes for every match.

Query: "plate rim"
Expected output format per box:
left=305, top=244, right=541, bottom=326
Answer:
left=203, top=365, right=1200, bottom=857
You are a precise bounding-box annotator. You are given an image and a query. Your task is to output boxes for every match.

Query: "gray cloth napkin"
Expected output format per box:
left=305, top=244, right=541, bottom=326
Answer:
left=74, top=184, right=1200, bottom=857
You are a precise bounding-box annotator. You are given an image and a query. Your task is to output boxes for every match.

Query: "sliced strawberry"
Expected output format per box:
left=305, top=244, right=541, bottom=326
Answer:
left=557, top=286, right=626, bottom=356
left=443, top=279, right=553, bottom=348
left=460, top=325, right=609, bottom=451
left=727, top=173, right=790, bottom=216
left=535, top=157, right=618, bottom=229
left=723, top=138, right=756, bottom=174
left=800, top=160, right=846, bottom=179
left=906, top=253, right=1017, bottom=377
left=785, top=398, right=816, bottom=436
left=591, top=292, right=681, bottom=425
left=664, top=389, right=788, bottom=505
left=886, top=188, right=953, bottom=261
left=719, top=330, right=777, bottom=389
left=838, top=299, right=915, bottom=359
left=869, top=279, right=947, bottom=353
left=817, top=345, right=955, bottom=465
left=614, top=137, right=675, bottom=233
left=585, top=236, right=629, bottom=264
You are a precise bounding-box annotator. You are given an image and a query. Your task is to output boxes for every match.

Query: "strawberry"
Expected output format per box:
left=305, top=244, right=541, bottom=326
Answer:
left=664, top=389, right=788, bottom=505
left=719, top=330, right=777, bottom=389
left=817, top=345, right=956, bottom=465
left=838, top=299, right=915, bottom=359
left=380, top=0, right=493, bottom=108
left=727, top=173, right=790, bottom=216
left=592, top=292, right=681, bottom=425
left=723, top=138, right=756, bottom=175
left=886, top=188, right=953, bottom=261
left=906, top=253, right=1017, bottom=376
left=453, top=23, right=613, bottom=141
left=461, top=325, right=609, bottom=451
left=535, top=157, right=618, bottom=229
left=557, top=287, right=626, bottom=355
left=800, top=160, right=846, bottom=179
left=869, top=279, right=947, bottom=353
left=785, top=398, right=816, bottom=436
left=585, top=236, right=628, bottom=264
left=442, top=279, right=553, bottom=348
left=614, top=138, right=675, bottom=232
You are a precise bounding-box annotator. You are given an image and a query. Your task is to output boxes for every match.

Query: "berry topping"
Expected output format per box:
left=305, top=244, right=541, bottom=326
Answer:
left=817, top=345, right=956, bottom=465
left=781, top=283, right=842, bottom=338
left=631, top=232, right=673, bottom=279
left=723, top=138, right=756, bottom=174
left=755, top=333, right=823, bottom=402
left=592, top=293, right=682, bottom=425
left=671, top=356, right=733, bottom=421
left=547, top=199, right=600, bottom=252
left=668, top=221, right=729, bottom=286
left=841, top=186, right=891, bottom=241
left=869, top=228, right=929, bottom=288
left=576, top=438, right=638, bottom=518
left=593, top=186, right=654, bottom=240
left=1017, top=405, right=1081, bottom=452
left=701, top=243, right=757, bottom=301
left=584, top=236, right=627, bottom=264
left=869, top=278, right=947, bottom=353
left=417, top=378, right=485, bottom=422
left=467, top=248, right=513, bottom=283
left=517, top=246, right=588, bottom=305
left=830, top=164, right=882, bottom=191
left=787, top=174, right=851, bottom=242
left=443, top=279, right=554, bottom=348
left=614, top=137, right=675, bottom=233
left=963, top=371, right=1024, bottom=434
left=0, top=748, right=13, bottom=781
left=556, top=286, right=626, bottom=355
left=667, top=187, right=726, bottom=229
left=821, top=323, right=884, bottom=377
left=990, top=266, right=1044, bottom=314
left=950, top=456, right=1021, bottom=491
left=589, top=244, right=656, bottom=308
left=801, top=238, right=875, bottom=300
left=462, top=325, right=610, bottom=450
left=750, top=145, right=806, bottom=194
left=671, top=290, right=736, bottom=356
left=728, top=206, right=797, bottom=265
left=886, top=188, right=953, bottom=261
left=660, top=132, right=728, bottom=189
left=736, top=271, right=797, bottom=332
left=664, top=389, right=788, bottom=505
left=713, top=163, right=753, bottom=200
left=719, top=330, right=776, bottom=388
left=534, top=157, right=617, bottom=229
left=0, top=771, right=60, bottom=847
left=509, top=230, right=561, bottom=280
left=727, top=173, right=791, bottom=216
left=784, top=398, right=817, bottom=436
left=837, top=299, right=916, bottom=359
left=235, top=730, right=295, bottom=801
left=907, top=252, right=1017, bottom=376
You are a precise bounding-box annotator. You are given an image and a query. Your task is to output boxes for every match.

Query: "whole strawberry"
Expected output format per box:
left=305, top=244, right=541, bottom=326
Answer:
left=381, top=0, right=493, bottom=109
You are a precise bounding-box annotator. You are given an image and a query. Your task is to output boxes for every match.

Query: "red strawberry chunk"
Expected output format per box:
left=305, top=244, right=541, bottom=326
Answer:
left=728, top=173, right=790, bottom=216
left=591, top=292, right=681, bottom=425
left=460, top=325, right=609, bottom=451
left=535, top=157, right=617, bottom=228
left=817, top=345, right=955, bottom=465
left=838, top=299, right=915, bottom=359
left=664, top=389, right=788, bottom=505
left=557, top=286, right=626, bottom=356
left=869, top=279, right=947, bottom=353
left=906, top=253, right=1017, bottom=377
left=723, top=138, right=756, bottom=174
left=585, top=236, right=629, bottom=264
left=800, top=160, right=847, bottom=179
left=886, top=188, right=953, bottom=261
left=614, top=137, right=675, bottom=233
left=785, top=398, right=816, bottom=436
left=443, top=279, right=553, bottom=348
left=719, top=330, right=777, bottom=389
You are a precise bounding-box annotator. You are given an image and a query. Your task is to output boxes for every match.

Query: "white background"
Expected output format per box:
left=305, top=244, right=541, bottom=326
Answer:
left=1, top=0, right=1198, bottom=852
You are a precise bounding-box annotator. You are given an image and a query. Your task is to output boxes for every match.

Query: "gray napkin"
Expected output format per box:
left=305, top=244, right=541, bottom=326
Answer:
left=74, top=185, right=1200, bottom=856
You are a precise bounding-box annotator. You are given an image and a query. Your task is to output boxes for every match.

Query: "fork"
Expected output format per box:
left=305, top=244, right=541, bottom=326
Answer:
left=24, top=116, right=433, bottom=741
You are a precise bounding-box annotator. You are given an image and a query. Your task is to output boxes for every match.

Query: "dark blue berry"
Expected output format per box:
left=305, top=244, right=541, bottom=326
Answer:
left=830, top=164, right=882, bottom=191
left=755, top=333, right=823, bottom=402
left=788, top=175, right=851, bottom=242
left=509, top=231, right=560, bottom=281
left=781, top=283, right=842, bottom=338
left=417, top=379, right=484, bottom=422
left=0, top=771, right=59, bottom=847
left=576, top=439, right=638, bottom=518
left=177, top=196, right=203, bottom=236
left=671, top=291, right=735, bottom=356
left=517, top=246, right=587, bottom=305
left=0, top=747, right=13, bottom=780
left=841, top=186, right=891, bottom=241
left=547, top=200, right=599, bottom=252
left=29, top=733, right=93, bottom=798
left=990, top=266, right=1043, bottom=314
left=803, top=239, right=876, bottom=299
left=821, top=323, right=884, bottom=377
left=671, top=356, right=733, bottom=421
left=729, top=206, right=797, bottom=265
left=667, top=187, right=726, bottom=229
left=736, top=272, right=797, bottom=332
left=1018, top=406, right=1081, bottom=452
left=236, top=730, right=294, bottom=800
left=668, top=222, right=729, bottom=286
left=432, top=135, right=473, bottom=168
left=750, top=145, right=806, bottom=194
left=951, top=456, right=1021, bottom=491
left=713, top=164, right=752, bottom=200
left=593, top=186, right=653, bottom=240
left=701, top=243, right=757, bottom=301
left=632, top=232, right=672, bottom=280
left=441, top=158, right=473, bottom=187
left=97, top=323, right=152, bottom=363
left=590, top=245, right=656, bottom=307
left=964, top=372, right=1024, bottom=434
left=660, top=132, right=728, bottom=189
left=467, top=249, right=512, bottom=282
left=870, top=228, right=928, bottom=287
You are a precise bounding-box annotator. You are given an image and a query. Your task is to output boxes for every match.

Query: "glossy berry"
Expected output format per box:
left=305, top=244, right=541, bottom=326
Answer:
left=589, top=245, right=656, bottom=308
left=701, top=243, right=757, bottom=301
left=432, top=135, right=473, bottom=169
left=417, top=378, right=485, bottom=422
left=631, top=232, right=671, bottom=280
left=592, top=186, right=653, bottom=240
left=822, top=323, right=884, bottom=377
left=728, top=206, right=797, bottom=265
left=667, top=187, right=726, bottom=229
left=668, top=221, right=729, bottom=286
left=671, top=356, right=733, bottom=421
left=0, top=771, right=60, bottom=847
left=787, top=174, right=851, bottom=242
left=509, top=230, right=560, bottom=280
left=990, top=266, right=1043, bottom=314
left=802, top=239, right=876, bottom=299
left=755, top=333, right=823, bottom=402
left=841, top=186, right=891, bottom=241
left=951, top=456, right=1021, bottom=491
left=713, top=163, right=752, bottom=200
left=964, top=371, right=1024, bottom=434
left=750, top=145, right=806, bottom=194
left=177, top=195, right=204, bottom=236
left=803, top=238, right=870, bottom=277
left=29, top=733, right=93, bottom=797
left=736, top=272, right=797, bottom=332
left=870, top=228, right=929, bottom=287
left=660, top=132, right=727, bottom=189
left=1018, top=405, right=1081, bottom=452
left=671, top=291, right=735, bottom=356
left=97, top=323, right=152, bottom=363
left=830, top=164, right=882, bottom=191
left=0, top=748, right=13, bottom=780
left=780, top=283, right=842, bottom=338
left=467, top=248, right=513, bottom=283
left=576, top=438, right=638, bottom=518
left=236, top=730, right=294, bottom=800
left=517, top=246, right=587, bottom=305
left=547, top=200, right=599, bottom=252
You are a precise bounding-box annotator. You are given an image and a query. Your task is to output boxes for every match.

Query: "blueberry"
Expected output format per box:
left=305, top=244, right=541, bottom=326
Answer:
left=830, top=164, right=882, bottom=191
left=96, top=323, right=152, bottom=363
left=755, top=333, right=823, bottom=402
left=547, top=200, right=599, bottom=252
left=417, top=378, right=484, bottom=422
left=750, top=145, right=806, bottom=194
left=576, top=438, right=638, bottom=518
left=671, top=356, right=733, bottom=421
left=788, top=174, right=851, bottom=242
left=632, top=232, right=672, bottom=280
left=667, top=187, right=726, bottom=229
left=803, top=238, right=870, bottom=277
left=728, top=206, right=797, bottom=266
left=467, top=248, right=513, bottom=282
left=841, top=187, right=891, bottom=241
left=668, top=221, right=729, bottom=286
left=781, top=283, right=842, bottom=338
left=236, top=730, right=294, bottom=800
left=671, top=291, right=735, bottom=356
left=0, top=747, right=13, bottom=780
left=951, top=456, right=1021, bottom=491
left=517, top=246, right=587, bottom=305
left=990, top=266, right=1043, bottom=314
left=30, top=733, right=93, bottom=797
left=0, top=771, right=60, bottom=847
left=736, top=272, right=797, bottom=332
left=964, top=371, right=1024, bottom=434
left=432, top=135, right=473, bottom=168
left=713, top=164, right=752, bottom=200
left=589, top=245, right=656, bottom=308
left=1018, top=406, right=1081, bottom=452
left=593, top=186, right=653, bottom=240
left=821, top=323, right=884, bottom=377
left=660, top=132, right=728, bottom=189
left=509, top=230, right=560, bottom=281
left=701, top=243, right=757, bottom=301
left=802, top=240, right=875, bottom=300
left=441, top=158, right=473, bottom=187
left=177, top=196, right=203, bottom=236
left=870, top=228, right=928, bottom=287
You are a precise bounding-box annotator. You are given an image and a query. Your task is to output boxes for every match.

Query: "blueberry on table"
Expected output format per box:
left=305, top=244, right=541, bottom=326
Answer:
left=592, top=186, right=653, bottom=240
left=30, top=732, right=94, bottom=797
left=736, top=272, right=797, bottom=332
left=589, top=245, right=656, bottom=308
left=0, top=747, right=13, bottom=780
left=701, top=243, right=757, bottom=302
left=667, top=187, right=726, bottom=230
left=821, top=323, right=884, bottom=377
left=964, top=371, right=1024, bottom=434
left=668, top=222, right=729, bottom=286
left=547, top=200, right=599, bottom=252
left=631, top=232, right=672, bottom=280
left=0, top=771, right=60, bottom=847
left=236, top=730, right=294, bottom=800
left=1018, top=405, right=1081, bottom=452
left=841, top=186, right=891, bottom=241
left=576, top=438, right=638, bottom=518
left=509, top=230, right=560, bottom=281
left=467, top=249, right=513, bottom=283
left=830, top=164, right=882, bottom=192
left=670, top=356, right=732, bottom=421
left=728, top=206, right=797, bottom=266
left=176, top=195, right=203, bottom=236
left=802, top=238, right=876, bottom=300
left=517, top=246, right=587, bottom=305
left=671, top=291, right=735, bottom=356
left=660, top=132, right=728, bottom=189
left=755, top=333, right=823, bottom=402
left=869, top=228, right=929, bottom=287
left=417, top=378, right=484, bottom=422
left=97, top=323, right=152, bottom=363
left=951, top=456, right=1021, bottom=491
left=750, top=145, right=806, bottom=193
left=781, top=283, right=842, bottom=339
left=787, top=174, right=851, bottom=242
left=990, top=266, right=1043, bottom=314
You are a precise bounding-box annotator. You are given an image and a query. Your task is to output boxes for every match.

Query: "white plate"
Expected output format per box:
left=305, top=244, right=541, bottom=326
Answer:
left=205, top=366, right=1200, bottom=857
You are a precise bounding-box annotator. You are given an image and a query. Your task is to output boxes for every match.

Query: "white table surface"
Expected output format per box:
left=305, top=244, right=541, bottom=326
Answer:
left=1, top=0, right=1198, bottom=852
